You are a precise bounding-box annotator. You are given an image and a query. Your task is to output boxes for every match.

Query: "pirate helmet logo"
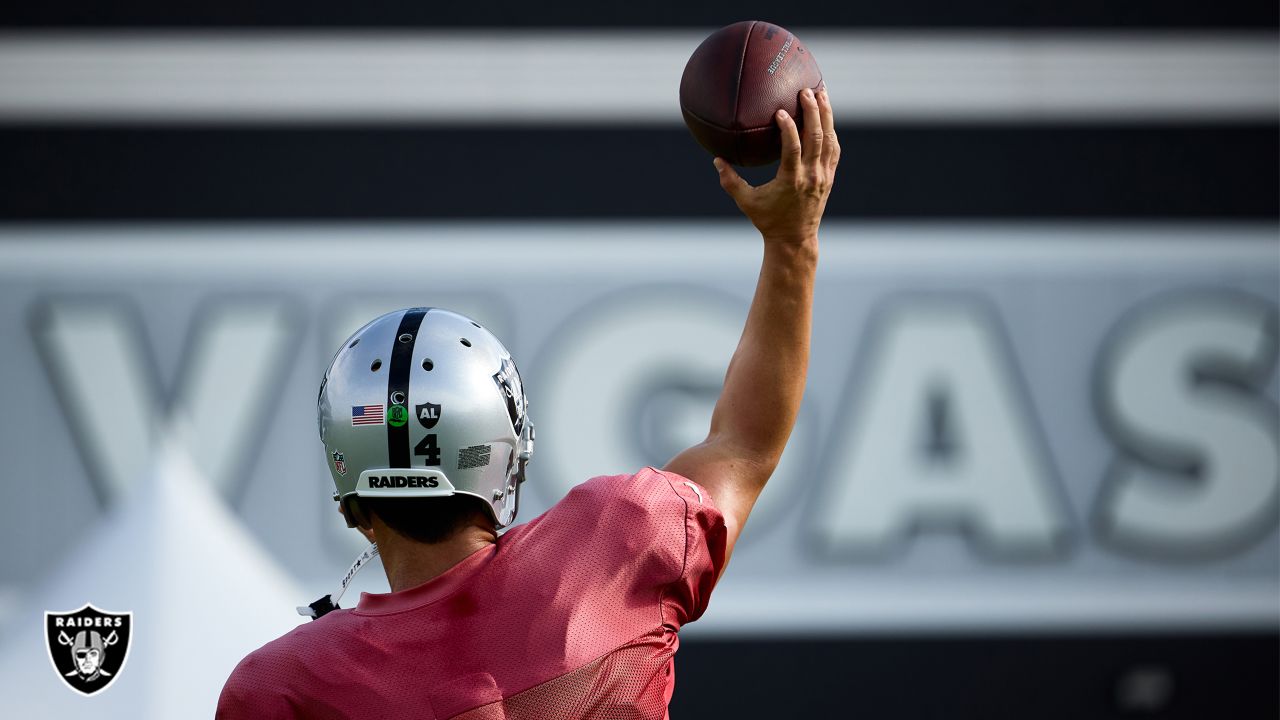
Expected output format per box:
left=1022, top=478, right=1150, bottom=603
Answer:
left=45, top=604, right=132, bottom=696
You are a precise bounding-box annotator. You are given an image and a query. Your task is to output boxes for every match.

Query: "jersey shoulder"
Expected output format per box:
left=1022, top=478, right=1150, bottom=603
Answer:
left=506, top=467, right=725, bottom=625
left=216, top=613, right=351, bottom=718
left=515, top=467, right=694, bottom=564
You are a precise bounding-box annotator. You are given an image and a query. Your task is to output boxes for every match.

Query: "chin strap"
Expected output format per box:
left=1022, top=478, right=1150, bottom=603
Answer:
left=297, top=542, right=380, bottom=620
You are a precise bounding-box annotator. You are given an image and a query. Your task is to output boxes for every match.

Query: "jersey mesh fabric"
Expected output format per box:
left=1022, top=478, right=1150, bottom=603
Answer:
left=452, top=643, right=674, bottom=720
left=217, top=467, right=726, bottom=720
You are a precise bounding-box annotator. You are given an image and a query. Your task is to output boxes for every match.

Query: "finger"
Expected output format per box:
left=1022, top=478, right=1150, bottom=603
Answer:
left=775, top=109, right=802, bottom=177
left=817, top=86, right=839, bottom=168
left=798, top=87, right=823, bottom=165
left=713, top=157, right=752, bottom=202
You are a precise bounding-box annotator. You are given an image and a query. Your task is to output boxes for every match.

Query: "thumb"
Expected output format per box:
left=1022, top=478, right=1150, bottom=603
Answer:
left=713, top=158, right=750, bottom=202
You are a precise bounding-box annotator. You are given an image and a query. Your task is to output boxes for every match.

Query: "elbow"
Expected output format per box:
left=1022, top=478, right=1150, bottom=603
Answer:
left=705, top=432, right=785, bottom=487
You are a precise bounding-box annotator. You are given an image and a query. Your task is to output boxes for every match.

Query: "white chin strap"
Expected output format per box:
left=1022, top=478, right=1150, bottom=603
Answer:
left=297, top=542, right=380, bottom=620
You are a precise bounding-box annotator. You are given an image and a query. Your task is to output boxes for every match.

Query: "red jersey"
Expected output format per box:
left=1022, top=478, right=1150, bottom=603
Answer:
left=217, top=467, right=727, bottom=719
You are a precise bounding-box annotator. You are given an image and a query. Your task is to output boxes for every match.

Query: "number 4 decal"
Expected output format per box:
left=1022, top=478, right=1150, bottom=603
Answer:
left=415, top=434, right=441, bottom=466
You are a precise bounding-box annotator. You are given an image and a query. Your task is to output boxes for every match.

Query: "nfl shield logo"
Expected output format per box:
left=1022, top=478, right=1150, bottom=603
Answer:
left=332, top=450, right=347, bottom=476
left=45, top=604, right=132, bottom=696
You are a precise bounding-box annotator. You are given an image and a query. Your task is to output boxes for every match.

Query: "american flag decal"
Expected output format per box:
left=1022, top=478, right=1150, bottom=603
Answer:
left=351, top=405, right=385, bottom=426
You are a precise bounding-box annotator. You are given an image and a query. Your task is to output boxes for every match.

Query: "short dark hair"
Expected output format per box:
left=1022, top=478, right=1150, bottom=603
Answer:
left=358, top=495, right=492, bottom=544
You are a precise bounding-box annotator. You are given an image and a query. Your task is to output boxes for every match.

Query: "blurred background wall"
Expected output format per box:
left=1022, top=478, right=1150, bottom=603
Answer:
left=0, top=2, right=1276, bottom=717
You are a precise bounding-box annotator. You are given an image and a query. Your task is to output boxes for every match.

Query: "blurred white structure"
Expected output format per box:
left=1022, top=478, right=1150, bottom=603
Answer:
left=0, top=32, right=1274, bottom=123
left=0, top=434, right=304, bottom=717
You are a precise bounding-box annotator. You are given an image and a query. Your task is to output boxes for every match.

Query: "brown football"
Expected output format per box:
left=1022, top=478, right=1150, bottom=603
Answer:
left=680, top=20, right=824, bottom=167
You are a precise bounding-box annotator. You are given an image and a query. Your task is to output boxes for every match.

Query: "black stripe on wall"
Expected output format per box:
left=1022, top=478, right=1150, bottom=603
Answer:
left=1, top=125, right=1275, bottom=220
left=671, top=632, right=1279, bottom=719
left=3, top=0, right=1275, bottom=29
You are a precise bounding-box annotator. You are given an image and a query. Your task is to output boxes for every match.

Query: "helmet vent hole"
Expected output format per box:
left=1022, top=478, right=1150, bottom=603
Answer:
left=460, top=338, right=472, bottom=348
left=348, top=338, right=360, bottom=348
left=370, top=359, right=382, bottom=372
left=398, top=333, right=413, bottom=344
left=421, top=358, right=434, bottom=371
left=470, top=321, right=481, bottom=328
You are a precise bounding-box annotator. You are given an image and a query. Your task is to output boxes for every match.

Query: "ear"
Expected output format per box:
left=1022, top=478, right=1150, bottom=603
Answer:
left=339, top=496, right=373, bottom=529
left=336, top=499, right=357, bottom=528
left=340, top=497, right=378, bottom=542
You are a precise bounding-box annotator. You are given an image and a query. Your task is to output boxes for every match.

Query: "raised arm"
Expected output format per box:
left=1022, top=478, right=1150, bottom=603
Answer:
left=665, top=86, right=838, bottom=564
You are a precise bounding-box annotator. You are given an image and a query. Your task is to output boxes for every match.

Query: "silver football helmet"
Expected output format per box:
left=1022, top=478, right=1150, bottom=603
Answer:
left=317, top=307, right=534, bottom=530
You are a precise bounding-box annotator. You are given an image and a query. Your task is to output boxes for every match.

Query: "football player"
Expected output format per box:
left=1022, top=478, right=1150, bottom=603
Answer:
left=217, top=87, right=837, bottom=719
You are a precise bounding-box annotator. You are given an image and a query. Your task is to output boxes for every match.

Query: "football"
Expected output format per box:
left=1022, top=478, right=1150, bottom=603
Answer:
left=679, top=20, right=824, bottom=167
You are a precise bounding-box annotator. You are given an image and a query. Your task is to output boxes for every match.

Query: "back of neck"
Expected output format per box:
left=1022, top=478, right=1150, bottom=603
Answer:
left=376, top=524, right=497, bottom=593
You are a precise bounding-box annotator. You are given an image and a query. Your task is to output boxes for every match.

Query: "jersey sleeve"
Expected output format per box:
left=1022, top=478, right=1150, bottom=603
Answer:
left=653, top=468, right=728, bottom=626
left=525, top=466, right=727, bottom=629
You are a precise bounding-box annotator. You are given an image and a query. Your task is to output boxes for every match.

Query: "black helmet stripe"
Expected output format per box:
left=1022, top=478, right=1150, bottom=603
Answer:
left=387, top=307, right=428, bottom=468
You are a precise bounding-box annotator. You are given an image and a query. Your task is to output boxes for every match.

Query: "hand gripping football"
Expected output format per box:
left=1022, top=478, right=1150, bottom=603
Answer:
left=679, top=20, right=824, bottom=166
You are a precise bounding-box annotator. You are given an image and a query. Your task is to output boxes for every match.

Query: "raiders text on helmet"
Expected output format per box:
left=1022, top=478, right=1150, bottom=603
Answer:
left=318, top=308, right=534, bottom=529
